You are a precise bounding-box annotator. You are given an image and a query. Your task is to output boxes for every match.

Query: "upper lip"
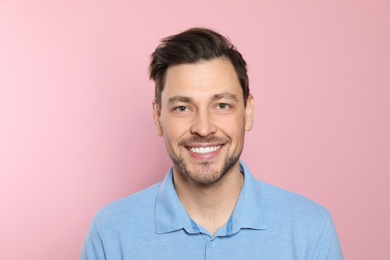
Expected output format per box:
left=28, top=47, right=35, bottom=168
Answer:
left=185, top=143, right=223, bottom=148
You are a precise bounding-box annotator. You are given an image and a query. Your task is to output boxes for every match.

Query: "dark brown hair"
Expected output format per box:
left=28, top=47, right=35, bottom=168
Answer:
left=149, top=27, right=250, bottom=106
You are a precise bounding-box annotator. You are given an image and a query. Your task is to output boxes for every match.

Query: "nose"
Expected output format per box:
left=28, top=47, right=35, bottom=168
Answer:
left=190, top=110, right=217, bottom=137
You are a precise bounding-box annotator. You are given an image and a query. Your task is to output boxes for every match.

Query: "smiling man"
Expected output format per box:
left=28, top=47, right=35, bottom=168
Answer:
left=81, top=28, right=343, bottom=259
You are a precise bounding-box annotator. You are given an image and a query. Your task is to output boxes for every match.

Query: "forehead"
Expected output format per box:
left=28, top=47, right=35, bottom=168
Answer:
left=163, top=58, right=242, bottom=100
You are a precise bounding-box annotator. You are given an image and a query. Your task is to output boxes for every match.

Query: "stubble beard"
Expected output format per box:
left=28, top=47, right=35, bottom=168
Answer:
left=170, top=153, right=240, bottom=187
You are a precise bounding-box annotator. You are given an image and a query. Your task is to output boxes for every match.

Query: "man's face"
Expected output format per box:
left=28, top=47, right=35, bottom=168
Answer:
left=153, top=58, right=254, bottom=186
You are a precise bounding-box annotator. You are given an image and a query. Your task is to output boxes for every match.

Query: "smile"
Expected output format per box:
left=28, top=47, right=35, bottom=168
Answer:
left=189, top=145, right=221, bottom=154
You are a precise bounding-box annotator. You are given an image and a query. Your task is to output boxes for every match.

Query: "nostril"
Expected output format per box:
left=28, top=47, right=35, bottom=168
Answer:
left=190, top=121, right=217, bottom=137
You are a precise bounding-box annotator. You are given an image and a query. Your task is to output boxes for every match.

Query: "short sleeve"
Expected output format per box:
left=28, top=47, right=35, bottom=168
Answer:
left=312, top=214, right=343, bottom=260
left=80, top=218, right=106, bottom=260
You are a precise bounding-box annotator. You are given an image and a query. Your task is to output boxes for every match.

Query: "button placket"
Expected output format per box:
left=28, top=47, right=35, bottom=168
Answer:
left=205, top=238, right=216, bottom=260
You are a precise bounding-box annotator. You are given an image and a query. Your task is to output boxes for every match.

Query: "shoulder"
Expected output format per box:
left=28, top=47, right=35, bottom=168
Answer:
left=81, top=183, right=164, bottom=258
left=258, top=180, right=332, bottom=231
left=92, top=183, right=161, bottom=229
left=262, top=181, right=329, bottom=213
left=258, top=182, right=343, bottom=258
left=241, top=162, right=329, bottom=219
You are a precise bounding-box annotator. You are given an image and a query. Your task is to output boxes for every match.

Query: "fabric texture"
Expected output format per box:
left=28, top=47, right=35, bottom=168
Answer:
left=81, top=162, right=343, bottom=259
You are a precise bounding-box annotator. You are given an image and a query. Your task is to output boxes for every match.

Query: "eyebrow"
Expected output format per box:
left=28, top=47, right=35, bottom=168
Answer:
left=168, top=96, right=192, bottom=105
left=168, top=92, right=239, bottom=105
left=211, top=92, right=239, bottom=102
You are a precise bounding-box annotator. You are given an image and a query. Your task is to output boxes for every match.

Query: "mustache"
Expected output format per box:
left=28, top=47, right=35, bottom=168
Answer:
left=179, top=136, right=229, bottom=146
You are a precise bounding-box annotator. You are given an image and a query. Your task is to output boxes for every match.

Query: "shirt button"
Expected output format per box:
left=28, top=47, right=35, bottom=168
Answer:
left=208, top=241, right=214, bottom=248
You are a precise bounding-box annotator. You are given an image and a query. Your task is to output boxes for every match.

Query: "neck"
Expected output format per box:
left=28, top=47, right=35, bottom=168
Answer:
left=173, top=164, right=244, bottom=235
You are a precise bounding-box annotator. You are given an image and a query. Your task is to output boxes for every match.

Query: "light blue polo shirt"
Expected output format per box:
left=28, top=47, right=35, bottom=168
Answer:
left=81, top=162, right=343, bottom=259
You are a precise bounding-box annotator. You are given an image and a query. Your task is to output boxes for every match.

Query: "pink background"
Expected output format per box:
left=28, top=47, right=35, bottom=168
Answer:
left=1, top=0, right=389, bottom=259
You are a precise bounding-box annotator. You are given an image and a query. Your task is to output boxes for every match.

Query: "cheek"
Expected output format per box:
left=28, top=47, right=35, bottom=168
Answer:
left=161, top=116, right=190, bottom=136
left=161, top=124, right=184, bottom=149
left=223, top=119, right=246, bottom=145
left=218, top=114, right=245, bottom=133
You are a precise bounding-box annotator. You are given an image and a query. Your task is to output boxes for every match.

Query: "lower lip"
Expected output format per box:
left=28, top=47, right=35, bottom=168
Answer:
left=186, top=145, right=224, bottom=160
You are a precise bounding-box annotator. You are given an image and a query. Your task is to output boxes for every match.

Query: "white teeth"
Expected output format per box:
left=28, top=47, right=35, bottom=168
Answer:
left=190, top=146, right=221, bottom=154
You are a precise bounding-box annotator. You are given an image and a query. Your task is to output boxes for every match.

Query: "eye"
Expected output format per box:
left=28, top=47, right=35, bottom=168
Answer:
left=216, top=103, right=230, bottom=110
left=174, top=106, right=189, bottom=112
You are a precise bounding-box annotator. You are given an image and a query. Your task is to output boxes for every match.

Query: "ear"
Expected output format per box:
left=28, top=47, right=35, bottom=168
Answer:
left=152, top=101, right=164, bottom=136
left=244, top=94, right=255, bottom=131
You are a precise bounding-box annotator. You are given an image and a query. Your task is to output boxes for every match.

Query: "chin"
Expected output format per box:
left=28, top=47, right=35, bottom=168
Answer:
left=171, top=155, right=240, bottom=186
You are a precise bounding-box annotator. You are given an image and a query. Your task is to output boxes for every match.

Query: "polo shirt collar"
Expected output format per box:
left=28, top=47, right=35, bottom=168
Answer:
left=155, top=162, right=267, bottom=235
left=231, top=162, right=267, bottom=232
left=155, top=168, right=196, bottom=234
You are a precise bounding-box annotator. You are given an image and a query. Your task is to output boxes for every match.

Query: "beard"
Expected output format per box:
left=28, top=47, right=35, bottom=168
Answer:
left=169, top=136, right=241, bottom=186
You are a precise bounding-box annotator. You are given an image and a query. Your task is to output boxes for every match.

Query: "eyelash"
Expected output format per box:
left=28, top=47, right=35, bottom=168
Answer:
left=173, top=103, right=231, bottom=112
left=217, top=103, right=229, bottom=109
left=173, top=106, right=189, bottom=112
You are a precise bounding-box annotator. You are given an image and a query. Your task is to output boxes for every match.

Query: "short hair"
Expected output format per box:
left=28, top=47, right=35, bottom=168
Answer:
left=149, top=27, right=250, bottom=106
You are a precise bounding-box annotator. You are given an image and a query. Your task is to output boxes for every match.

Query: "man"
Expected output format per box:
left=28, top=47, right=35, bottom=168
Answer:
left=81, top=28, right=343, bottom=259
